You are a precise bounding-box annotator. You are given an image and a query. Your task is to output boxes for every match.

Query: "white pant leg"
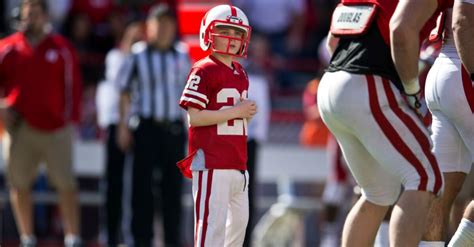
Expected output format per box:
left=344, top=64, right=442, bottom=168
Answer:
left=225, top=171, right=249, bottom=247
left=430, top=111, right=471, bottom=173
left=318, top=103, right=402, bottom=205
left=193, top=170, right=230, bottom=247
left=425, top=56, right=474, bottom=173
left=193, top=170, right=249, bottom=247
left=318, top=71, right=443, bottom=205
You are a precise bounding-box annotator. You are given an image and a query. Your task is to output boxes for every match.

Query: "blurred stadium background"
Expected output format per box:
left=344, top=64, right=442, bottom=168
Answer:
left=0, top=0, right=340, bottom=246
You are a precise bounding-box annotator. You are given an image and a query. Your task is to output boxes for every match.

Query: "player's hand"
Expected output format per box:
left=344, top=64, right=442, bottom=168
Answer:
left=406, top=93, right=422, bottom=110
left=403, top=79, right=422, bottom=111
left=117, top=123, right=133, bottom=152
left=235, top=99, right=257, bottom=119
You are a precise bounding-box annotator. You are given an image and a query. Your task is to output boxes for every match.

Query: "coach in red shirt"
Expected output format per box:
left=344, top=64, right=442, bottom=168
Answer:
left=0, top=0, right=82, bottom=246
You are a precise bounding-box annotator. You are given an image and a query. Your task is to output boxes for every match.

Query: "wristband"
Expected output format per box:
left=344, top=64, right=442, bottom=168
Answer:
left=403, top=78, right=420, bottom=95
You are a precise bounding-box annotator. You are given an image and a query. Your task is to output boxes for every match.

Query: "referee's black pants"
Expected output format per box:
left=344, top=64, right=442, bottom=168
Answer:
left=244, top=139, right=259, bottom=247
left=104, top=124, right=126, bottom=246
left=131, top=118, right=185, bottom=247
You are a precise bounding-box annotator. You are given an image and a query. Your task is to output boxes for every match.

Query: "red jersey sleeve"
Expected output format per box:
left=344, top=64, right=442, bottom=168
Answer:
left=179, top=67, right=210, bottom=110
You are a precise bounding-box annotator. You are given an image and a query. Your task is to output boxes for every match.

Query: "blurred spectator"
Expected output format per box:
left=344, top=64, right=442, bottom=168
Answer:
left=4, top=0, right=20, bottom=33
left=68, top=13, right=93, bottom=50
left=242, top=34, right=271, bottom=247
left=302, top=0, right=339, bottom=57
left=118, top=0, right=177, bottom=16
left=299, top=75, right=356, bottom=247
left=299, top=76, right=329, bottom=147
left=232, top=0, right=305, bottom=56
left=96, top=19, right=143, bottom=246
left=106, top=9, right=137, bottom=48
left=46, top=0, right=72, bottom=30
left=0, top=0, right=82, bottom=246
left=63, top=13, right=105, bottom=87
left=4, top=0, right=72, bottom=33
left=68, top=0, right=123, bottom=53
left=232, top=0, right=305, bottom=88
left=70, top=0, right=115, bottom=25
left=302, top=36, right=352, bottom=247
left=116, top=4, right=191, bottom=247
left=79, top=86, right=100, bottom=140
left=299, top=35, right=331, bottom=148
left=319, top=135, right=355, bottom=247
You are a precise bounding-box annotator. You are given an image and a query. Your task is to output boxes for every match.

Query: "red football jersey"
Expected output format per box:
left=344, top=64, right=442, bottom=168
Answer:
left=340, top=0, right=454, bottom=45
left=0, top=32, right=82, bottom=131
left=179, top=55, right=249, bottom=170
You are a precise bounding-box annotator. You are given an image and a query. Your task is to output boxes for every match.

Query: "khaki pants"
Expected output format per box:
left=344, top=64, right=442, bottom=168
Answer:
left=3, top=122, right=77, bottom=190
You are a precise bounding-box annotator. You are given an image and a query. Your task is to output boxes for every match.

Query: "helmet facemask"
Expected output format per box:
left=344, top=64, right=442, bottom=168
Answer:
left=204, top=21, right=251, bottom=58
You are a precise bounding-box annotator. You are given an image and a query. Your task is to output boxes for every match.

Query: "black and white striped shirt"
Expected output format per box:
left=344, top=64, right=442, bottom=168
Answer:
left=118, top=41, right=191, bottom=122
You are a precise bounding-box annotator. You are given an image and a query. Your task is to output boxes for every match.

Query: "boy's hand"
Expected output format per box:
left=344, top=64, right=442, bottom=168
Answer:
left=235, top=100, right=257, bottom=119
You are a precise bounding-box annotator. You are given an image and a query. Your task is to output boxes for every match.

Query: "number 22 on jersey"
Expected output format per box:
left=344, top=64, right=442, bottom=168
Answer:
left=185, top=74, right=248, bottom=136
left=217, top=88, right=248, bottom=136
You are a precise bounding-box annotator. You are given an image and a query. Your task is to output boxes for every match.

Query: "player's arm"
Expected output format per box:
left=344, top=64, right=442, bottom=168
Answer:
left=116, top=54, right=137, bottom=128
left=187, top=100, right=256, bottom=127
left=389, top=0, right=438, bottom=95
left=116, top=91, right=133, bottom=151
left=116, top=55, right=137, bottom=151
left=453, top=0, right=474, bottom=73
left=286, top=0, right=306, bottom=53
left=118, top=92, right=131, bottom=127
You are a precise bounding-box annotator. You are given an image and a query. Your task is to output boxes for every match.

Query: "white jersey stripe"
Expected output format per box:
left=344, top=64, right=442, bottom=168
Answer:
left=184, top=89, right=209, bottom=103
left=180, top=96, right=206, bottom=108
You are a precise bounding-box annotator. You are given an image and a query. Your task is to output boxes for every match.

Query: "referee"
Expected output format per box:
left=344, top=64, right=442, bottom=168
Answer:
left=116, top=4, right=190, bottom=247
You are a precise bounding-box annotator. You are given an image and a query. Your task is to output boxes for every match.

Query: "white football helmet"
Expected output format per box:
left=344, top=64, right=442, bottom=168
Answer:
left=199, top=5, right=251, bottom=57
